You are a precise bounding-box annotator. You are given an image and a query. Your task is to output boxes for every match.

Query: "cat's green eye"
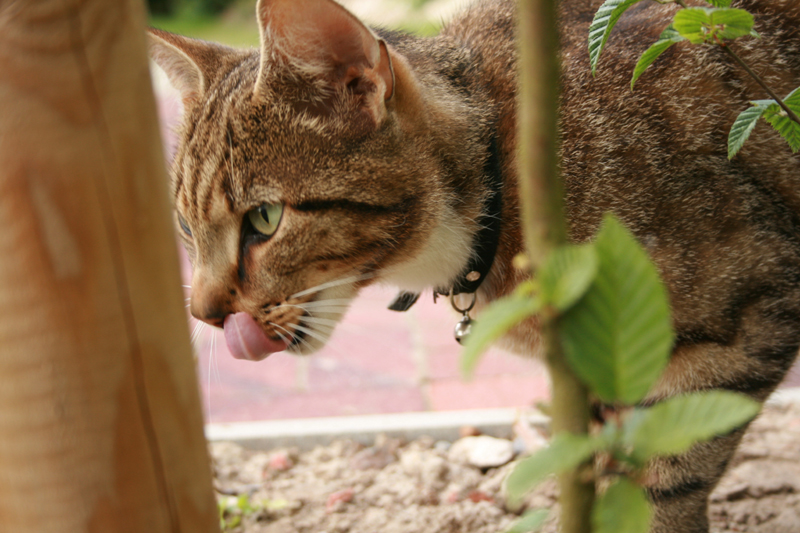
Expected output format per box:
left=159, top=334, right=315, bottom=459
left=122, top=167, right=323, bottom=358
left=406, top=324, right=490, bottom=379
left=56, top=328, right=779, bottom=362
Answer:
left=177, top=213, right=192, bottom=237
left=247, top=203, right=283, bottom=236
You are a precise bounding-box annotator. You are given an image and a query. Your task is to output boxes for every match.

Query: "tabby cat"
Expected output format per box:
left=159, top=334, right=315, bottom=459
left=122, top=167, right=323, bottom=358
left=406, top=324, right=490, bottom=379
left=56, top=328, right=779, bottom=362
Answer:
left=148, top=0, right=800, bottom=530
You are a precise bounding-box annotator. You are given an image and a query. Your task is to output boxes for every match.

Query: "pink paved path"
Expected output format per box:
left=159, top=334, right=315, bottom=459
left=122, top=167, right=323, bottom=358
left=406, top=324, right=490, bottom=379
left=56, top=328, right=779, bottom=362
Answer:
left=155, top=70, right=800, bottom=425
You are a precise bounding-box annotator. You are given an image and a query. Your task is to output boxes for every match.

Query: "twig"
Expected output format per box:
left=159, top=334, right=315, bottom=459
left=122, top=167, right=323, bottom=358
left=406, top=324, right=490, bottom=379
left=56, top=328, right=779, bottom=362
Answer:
left=720, top=44, right=800, bottom=125
left=674, top=1, right=799, bottom=126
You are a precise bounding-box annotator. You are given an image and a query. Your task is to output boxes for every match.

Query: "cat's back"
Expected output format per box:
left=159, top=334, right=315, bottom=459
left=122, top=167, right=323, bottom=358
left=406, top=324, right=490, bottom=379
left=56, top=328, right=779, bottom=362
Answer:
left=558, top=0, right=800, bottom=237
left=439, top=0, right=800, bottom=334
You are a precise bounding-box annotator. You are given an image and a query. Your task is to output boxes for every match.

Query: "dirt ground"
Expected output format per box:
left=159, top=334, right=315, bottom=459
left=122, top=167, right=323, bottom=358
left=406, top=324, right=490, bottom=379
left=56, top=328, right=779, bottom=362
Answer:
left=211, top=401, right=800, bottom=533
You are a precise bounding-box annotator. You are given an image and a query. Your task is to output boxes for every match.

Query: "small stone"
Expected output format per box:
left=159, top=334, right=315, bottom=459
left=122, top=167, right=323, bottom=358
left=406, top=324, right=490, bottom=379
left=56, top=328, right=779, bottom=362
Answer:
left=445, top=490, right=461, bottom=504
left=459, top=425, right=482, bottom=438
left=325, top=488, right=355, bottom=513
left=434, top=440, right=451, bottom=453
left=467, top=490, right=495, bottom=504
left=350, top=446, right=396, bottom=470
left=267, top=451, right=294, bottom=471
left=512, top=437, right=528, bottom=455
left=512, top=413, right=549, bottom=454
left=448, top=436, right=515, bottom=469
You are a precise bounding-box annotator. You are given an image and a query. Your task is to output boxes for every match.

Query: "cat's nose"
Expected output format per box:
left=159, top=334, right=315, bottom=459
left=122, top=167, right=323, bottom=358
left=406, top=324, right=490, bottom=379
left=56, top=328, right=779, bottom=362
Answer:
left=191, top=305, right=226, bottom=329
left=191, top=297, right=228, bottom=328
left=190, top=275, right=233, bottom=328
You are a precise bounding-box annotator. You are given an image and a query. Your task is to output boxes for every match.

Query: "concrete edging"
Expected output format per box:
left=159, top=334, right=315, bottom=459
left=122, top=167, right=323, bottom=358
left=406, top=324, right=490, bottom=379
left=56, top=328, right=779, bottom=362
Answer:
left=206, top=408, right=549, bottom=450
left=206, top=387, right=800, bottom=451
left=767, top=386, right=800, bottom=406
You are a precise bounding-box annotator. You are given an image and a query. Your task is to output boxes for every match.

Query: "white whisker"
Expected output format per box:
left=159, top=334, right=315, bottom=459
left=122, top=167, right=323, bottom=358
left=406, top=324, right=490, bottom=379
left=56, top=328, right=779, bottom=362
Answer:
left=212, top=330, right=221, bottom=384
left=270, top=322, right=296, bottom=342
left=277, top=303, right=322, bottom=315
left=286, top=321, right=353, bottom=360
left=190, top=320, right=205, bottom=345
left=207, top=329, right=215, bottom=418
left=272, top=322, right=316, bottom=353
left=272, top=328, right=291, bottom=346
left=296, top=307, right=352, bottom=315
left=290, top=272, right=373, bottom=299
left=296, top=298, right=353, bottom=308
left=276, top=303, right=338, bottom=319
left=290, top=323, right=332, bottom=345
left=300, top=316, right=338, bottom=328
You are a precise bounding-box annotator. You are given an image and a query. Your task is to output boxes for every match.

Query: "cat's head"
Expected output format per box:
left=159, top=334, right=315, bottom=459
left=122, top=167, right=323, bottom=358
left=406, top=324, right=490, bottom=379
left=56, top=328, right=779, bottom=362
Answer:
left=149, top=0, right=476, bottom=360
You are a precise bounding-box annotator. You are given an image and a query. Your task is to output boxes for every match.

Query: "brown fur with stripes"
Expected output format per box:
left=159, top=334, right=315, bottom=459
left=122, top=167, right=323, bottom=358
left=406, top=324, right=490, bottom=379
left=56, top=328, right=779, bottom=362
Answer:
left=149, top=0, right=800, bottom=530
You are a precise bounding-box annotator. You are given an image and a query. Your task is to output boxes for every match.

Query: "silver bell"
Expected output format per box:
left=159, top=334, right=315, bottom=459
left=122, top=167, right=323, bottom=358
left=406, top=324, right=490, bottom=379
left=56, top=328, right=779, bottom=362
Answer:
left=451, top=292, right=477, bottom=345
left=454, top=315, right=472, bottom=344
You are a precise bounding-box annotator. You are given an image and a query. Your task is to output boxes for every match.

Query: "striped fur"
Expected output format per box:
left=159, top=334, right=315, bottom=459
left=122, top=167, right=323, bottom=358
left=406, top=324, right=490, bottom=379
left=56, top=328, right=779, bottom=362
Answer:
left=150, top=0, right=800, bottom=530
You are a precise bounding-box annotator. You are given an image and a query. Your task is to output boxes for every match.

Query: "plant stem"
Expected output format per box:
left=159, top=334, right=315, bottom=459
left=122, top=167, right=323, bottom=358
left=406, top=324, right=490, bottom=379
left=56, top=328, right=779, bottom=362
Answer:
left=721, top=45, right=800, bottom=125
left=518, top=0, right=594, bottom=532
left=675, top=0, right=799, bottom=125
left=546, top=331, right=594, bottom=532
left=517, top=0, right=566, bottom=263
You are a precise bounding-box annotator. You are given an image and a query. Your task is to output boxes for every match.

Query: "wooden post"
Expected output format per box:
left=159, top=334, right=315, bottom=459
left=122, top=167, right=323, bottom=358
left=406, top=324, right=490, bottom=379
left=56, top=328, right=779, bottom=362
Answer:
left=0, top=0, right=219, bottom=531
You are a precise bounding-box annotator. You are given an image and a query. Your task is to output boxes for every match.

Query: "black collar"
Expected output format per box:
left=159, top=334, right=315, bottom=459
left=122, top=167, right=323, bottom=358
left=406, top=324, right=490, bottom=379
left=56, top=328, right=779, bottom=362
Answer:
left=388, top=133, right=503, bottom=312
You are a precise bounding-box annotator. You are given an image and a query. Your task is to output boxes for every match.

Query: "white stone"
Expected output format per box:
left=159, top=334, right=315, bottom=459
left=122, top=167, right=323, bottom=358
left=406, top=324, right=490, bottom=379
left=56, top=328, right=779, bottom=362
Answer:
left=447, top=436, right=515, bottom=469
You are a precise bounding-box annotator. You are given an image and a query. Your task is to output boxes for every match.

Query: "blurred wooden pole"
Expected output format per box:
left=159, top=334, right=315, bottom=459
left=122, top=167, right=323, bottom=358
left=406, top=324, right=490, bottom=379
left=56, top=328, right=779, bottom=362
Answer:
left=0, top=0, right=219, bottom=532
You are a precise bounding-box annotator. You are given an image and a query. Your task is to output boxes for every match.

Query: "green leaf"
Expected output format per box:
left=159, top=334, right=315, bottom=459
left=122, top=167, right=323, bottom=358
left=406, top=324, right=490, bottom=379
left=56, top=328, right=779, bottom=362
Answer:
left=706, top=0, right=732, bottom=6
left=631, top=24, right=686, bottom=90
left=461, top=291, right=541, bottom=378
left=593, top=478, right=651, bottom=533
left=538, top=244, right=598, bottom=311
left=784, top=85, right=800, bottom=115
left=589, top=0, right=645, bottom=75
left=728, top=100, right=772, bottom=158
left=714, top=8, right=756, bottom=39
left=236, top=494, right=253, bottom=512
left=263, top=498, right=290, bottom=510
left=506, top=509, right=549, bottom=533
left=624, top=391, right=760, bottom=462
left=506, top=432, right=601, bottom=501
left=673, top=8, right=714, bottom=44
left=762, top=87, right=800, bottom=152
left=673, top=7, right=754, bottom=44
left=561, top=214, right=674, bottom=404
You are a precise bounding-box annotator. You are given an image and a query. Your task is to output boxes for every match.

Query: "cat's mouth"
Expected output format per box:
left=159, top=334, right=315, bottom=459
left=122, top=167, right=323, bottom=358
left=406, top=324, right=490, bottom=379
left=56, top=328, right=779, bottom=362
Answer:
left=223, top=312, right=290, bottom=361
left=219, top=277, right=360, bottom=360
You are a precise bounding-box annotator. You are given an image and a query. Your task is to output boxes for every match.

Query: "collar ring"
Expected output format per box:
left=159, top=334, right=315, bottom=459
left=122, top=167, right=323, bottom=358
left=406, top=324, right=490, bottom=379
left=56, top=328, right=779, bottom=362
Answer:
left=451, top=292, right=476, bottom=314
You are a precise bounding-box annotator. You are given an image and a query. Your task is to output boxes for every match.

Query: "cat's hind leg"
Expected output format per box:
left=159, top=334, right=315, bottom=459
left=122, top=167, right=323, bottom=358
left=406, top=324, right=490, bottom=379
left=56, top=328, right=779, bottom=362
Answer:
left=642, top=287, right=800, bottom=533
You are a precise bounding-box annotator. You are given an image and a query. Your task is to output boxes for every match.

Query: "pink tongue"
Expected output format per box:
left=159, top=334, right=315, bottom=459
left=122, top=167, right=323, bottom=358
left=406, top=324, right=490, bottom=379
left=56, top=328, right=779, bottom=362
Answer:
left=223, top=313, right=288, bottom=361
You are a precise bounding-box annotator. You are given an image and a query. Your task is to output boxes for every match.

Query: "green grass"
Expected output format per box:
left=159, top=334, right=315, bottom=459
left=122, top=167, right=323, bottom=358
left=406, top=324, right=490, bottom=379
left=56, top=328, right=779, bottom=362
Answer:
left=149, top=14, right=260, bottom=47
left=149, top=0, right=446, bottom=46
left=149, top=0, right=260, bottom=47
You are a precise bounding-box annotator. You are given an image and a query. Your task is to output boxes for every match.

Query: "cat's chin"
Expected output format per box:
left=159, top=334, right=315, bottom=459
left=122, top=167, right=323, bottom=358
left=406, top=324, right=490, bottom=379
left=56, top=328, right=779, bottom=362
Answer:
left=223, top=312, right=289, bottom=361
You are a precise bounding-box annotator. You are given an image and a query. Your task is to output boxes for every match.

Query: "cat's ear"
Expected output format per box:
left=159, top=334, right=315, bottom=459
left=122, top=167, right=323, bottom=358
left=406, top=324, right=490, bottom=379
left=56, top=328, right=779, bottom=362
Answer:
left=147, top=28, right=230, bottom=105
left=254, top=0, right=395, bottom=121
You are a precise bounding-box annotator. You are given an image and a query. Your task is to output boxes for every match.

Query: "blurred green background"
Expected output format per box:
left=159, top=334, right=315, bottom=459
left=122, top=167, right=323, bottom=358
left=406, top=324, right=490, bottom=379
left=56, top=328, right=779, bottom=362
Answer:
left=147, top=0, right=445, bottom=45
